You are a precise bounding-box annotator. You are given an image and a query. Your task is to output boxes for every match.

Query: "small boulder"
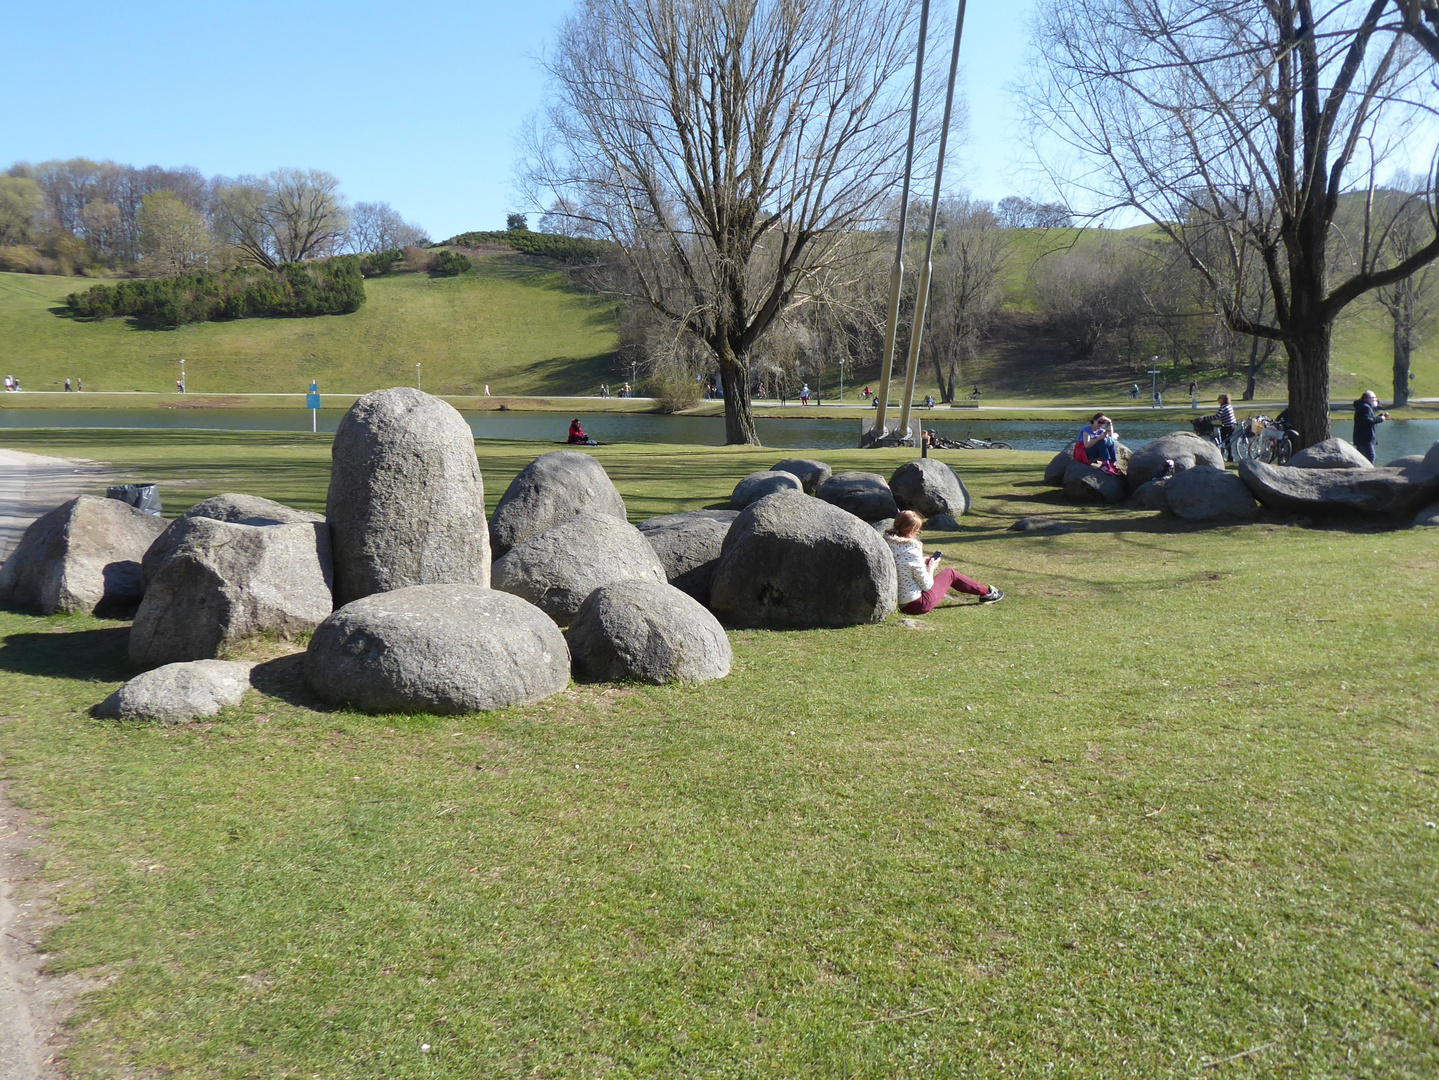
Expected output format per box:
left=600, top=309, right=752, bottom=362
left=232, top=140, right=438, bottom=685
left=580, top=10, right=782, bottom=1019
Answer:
left=816, top=471, right=898, bottom=522
left=1163, top=465, right=1259, bottom=521
left=770, top=458, right=832, bottom=494
left=491, top=512, right=666, bottom=623
left=1044, top=449, right=1075, bottom=486
left=0, top=495, right=166, bottom=616
left=130, top=519, right=334, bottom=667
left=871, top=518, right=895, bottom=534
left=924, top=514, right=963, bottom=531
left=489, top=450, right=626, bottom=558
left=1238, top=460, right=1439, bottom=516
left=1127, top=479, right=1171, bottom=511
left=1008, top=516, right=1073, bottom=535
left=731, top=470, right=803, bottom=510
left=327, top=388, right=490, bottom=605
left=1062, top=462, right=1127, bottom=504
left=1414, top=502, right=1439, bottom=528
left=709, top=492, right=896, bottom=628
left=889, top=458, right=970, bottom=518
left=1288, top=438, right=1373, bottom=470
left=1127, top=432, right=1223, bottom=489
left=636, top=510, right=737, bottom=604
left=566, top=579, right=731, bottom=684
left=94, top=660, right=254, bottom=722
left=305, top=585, right=569, bottom=714
left=180, top=493, right=322, bottom=525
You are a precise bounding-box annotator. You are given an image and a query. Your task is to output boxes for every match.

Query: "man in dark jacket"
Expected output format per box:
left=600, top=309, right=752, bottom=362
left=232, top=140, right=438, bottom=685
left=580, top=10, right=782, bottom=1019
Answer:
left=1352, top=391, right=1389, bottom=462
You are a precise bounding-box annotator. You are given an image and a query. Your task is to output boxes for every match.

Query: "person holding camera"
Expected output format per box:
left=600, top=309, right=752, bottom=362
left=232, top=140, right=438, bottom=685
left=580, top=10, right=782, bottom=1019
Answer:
left=884, top=511, right=1002, bottom=614
left=1352, top=390, right=1390, bottom=462
left=1075, top=413, right=1118, bottom=467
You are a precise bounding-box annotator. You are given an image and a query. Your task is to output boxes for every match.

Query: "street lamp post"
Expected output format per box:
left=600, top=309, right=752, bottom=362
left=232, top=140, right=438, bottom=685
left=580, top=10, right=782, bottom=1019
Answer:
left=1148, top=357, right=1161, bottom=408
left=416, top=362, right=421, bottom=391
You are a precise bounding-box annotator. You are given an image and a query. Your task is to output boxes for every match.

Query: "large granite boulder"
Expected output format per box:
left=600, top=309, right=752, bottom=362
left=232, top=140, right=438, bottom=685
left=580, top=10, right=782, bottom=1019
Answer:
left=636, top=510, right=737, bottom=604
left=1163, top=465, right=1259, bottom=521
left=565, top=579, right=731, bottom=684
left=130, top=519, right=334, bottom=667
left=731, top=470, right=803, bottom=510
left=489, top=450, right=626, bottom=558
left=0, top=495, right=166, bottom=616
left=326, top=387, right=489, bottom=606
left=1238, top=460, right=1439, bottom=516
left=305, top=585, right=569, bottom=714
left=709, top=492, right=896, bottom=628
left=1062, top=462, right=1127, bottom=504
left=143, top=494, right=325, bottom=589
left=1127, top=432, right=1223, bottom=489
left=95, top=660, right=254, bottom=722
left=1128, top=479, right=1171, bottom=511
left=816, top=471, right=898, bottom=522
left=1288, top=438, right=1372, bottom=470
left=889, top=458, right=971, bottom=518
left=770, top=458, right=832, bottom=494
left=1392, top=442, right=1439, bottom=482
left=1044, top=449, right=1076, bottom=486
left=491, top=511, right=666, bottom=623
left=1414, top=502, right=1439, bottom=528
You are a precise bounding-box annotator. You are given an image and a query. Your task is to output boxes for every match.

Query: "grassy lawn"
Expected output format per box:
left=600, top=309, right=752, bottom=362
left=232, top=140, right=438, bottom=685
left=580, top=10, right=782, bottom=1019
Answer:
left=0, top=433, right=1436, bottom=1078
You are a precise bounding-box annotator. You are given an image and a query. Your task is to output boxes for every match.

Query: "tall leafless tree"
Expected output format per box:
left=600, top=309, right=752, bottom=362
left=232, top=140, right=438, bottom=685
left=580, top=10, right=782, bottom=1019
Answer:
left=1024, top=0, right=1439, bottom=448
left=348, top=201, right=429, bottom=254
left=1369, top=187, right=1438, bottom=403
left=526, top=0, right=935, bottom=444
left=214, top=169, right=349, bottom=269
left=925, top=197, right=1008, bottom=402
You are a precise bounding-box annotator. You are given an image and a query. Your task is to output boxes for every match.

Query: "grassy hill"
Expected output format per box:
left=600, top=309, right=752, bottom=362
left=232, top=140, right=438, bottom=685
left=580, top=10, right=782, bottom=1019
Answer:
left=0, top=255, right=619, bottom=396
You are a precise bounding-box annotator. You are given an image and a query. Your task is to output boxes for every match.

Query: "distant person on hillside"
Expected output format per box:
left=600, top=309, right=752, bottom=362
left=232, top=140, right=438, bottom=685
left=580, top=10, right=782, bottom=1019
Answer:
left=1189, top=380, right=1199, bottom=408
left=800, top=383, right=810, bottom=406
left=885, top=511, right=1002, bottom=613
left=64, top=378, right=72, bottom=392
left=1352, top=391, right=1389, bottom=462
left=76, top=377, right=82, bottom=392
left=3, top=376, right=11, bottom=392
left=862, top=385, right=871, bottom=398
left=484, top=384, right=491, bottom=396
left=1129, top=383, right=1139, bottom=399
left=970, top=384, right=982, bottom=401
left=177, top=378, right=185, bottom=393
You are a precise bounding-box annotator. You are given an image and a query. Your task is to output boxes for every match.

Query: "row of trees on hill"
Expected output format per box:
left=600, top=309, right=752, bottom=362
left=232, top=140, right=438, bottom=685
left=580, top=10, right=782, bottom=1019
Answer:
left=526, top=0, right=1439, bottom=446
left=0, top=159, right=428, bottom=276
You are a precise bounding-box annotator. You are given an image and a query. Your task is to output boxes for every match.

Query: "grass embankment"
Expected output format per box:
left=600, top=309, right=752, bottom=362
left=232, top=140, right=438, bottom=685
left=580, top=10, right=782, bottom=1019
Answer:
left=0, top=430, right=1435, bottom=1077
left=0, top=257, right=618, bottom=397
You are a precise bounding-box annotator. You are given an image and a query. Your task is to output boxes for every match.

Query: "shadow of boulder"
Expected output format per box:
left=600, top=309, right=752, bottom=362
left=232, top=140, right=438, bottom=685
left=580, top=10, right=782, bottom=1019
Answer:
left=248, top=652, right=332, bottom=711
left=0, top=626, right=132, bottom=682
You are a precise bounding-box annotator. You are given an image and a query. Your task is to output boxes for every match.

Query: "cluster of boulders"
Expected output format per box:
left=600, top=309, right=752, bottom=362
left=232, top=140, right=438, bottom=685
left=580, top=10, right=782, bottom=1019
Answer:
left=1046, top=432, right=1439, bottom=525
left=0, top=388, right=982, bottom=722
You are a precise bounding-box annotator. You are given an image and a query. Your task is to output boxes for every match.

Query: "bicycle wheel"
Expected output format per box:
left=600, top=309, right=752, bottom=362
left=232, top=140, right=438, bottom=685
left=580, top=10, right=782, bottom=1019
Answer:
left=1272, top=437, right=1291, bottom=465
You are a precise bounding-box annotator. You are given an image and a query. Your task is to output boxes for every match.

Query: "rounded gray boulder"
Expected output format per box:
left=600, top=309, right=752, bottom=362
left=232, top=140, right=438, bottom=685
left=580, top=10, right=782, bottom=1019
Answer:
left=1062, top=462, right=1127, bottom=504
left=770, top=458, right=832, bottom=494
left=1044, top=449, right=1075, bottom=486
left=889, top=458, right=970, bottom=518
left=0, top=495, right=166, bottom=616
left=816, top=471, right=898, bottom=522
left=1127, top=478, right=1171, bottom=511
left=95, top=660, right=254, bottom=722
left=636, top=510, right=737, bottom=604
left=143, top=494, right=326, bottom=589
left=489, top=450, right=626, bottom=558
left=731, top=470, right=803, bottom=510
left=326, top=387, right=489, bottom=606
left=566, top=579, right=731, bottom=684
left=491, top=511, right=666, bottom=623
left=1163, top=465, right=1259, bottom=521
left=1127, top=432, right=1223, bottom=489
left=709, top=492, right=896, bottom=628
left=305, top=585, right=569, bottom=714
left=1288, top=437, right=1373, bottom=470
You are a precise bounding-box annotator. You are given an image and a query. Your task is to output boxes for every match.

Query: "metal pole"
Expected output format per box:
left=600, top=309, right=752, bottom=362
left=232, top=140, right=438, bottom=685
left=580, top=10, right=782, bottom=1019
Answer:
left=416, top=362, right=421, bottom=391
left=872, top=0, right=931, bottom=443
left=898, top=0, right=967, bottom=448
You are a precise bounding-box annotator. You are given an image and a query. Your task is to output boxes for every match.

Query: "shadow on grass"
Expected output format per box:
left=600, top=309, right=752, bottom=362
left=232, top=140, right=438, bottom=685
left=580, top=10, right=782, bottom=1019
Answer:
left=0, top=624, right=131, bottom=682
left=249, top=652, right=333, bottom=712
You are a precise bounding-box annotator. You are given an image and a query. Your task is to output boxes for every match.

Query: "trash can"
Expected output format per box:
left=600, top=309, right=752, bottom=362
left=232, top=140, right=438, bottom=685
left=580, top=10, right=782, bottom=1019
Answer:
left=107, top=484, right=162, bottom=516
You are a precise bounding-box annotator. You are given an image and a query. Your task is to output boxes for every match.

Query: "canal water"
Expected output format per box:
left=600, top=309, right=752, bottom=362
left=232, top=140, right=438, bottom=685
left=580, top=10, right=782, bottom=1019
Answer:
left=3, top=408, right=1437, bottom=459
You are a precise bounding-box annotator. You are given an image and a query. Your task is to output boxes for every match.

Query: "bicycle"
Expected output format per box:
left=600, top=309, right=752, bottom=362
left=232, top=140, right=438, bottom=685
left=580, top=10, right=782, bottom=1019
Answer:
left=1231, top=415, right=1294, bottom=464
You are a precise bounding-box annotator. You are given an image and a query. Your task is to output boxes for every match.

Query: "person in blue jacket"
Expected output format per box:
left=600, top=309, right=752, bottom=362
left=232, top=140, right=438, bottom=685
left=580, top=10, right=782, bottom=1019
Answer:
left=1352, top=391, right=1389, bottom=462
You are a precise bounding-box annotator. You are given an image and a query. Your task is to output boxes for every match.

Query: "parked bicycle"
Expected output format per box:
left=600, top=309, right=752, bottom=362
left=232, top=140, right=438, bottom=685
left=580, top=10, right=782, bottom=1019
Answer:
left=1231, top=415, right=1296, bottom=464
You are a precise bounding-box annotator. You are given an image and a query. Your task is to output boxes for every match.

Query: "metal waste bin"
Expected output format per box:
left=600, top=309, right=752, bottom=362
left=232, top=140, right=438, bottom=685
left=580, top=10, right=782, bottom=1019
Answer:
left=106, top=483, right=162, bottom=516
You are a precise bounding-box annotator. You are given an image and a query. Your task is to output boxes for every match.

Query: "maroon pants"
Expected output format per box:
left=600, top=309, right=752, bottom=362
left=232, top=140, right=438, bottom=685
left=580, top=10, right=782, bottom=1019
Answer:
left=901, top=567, right=987, bottom=615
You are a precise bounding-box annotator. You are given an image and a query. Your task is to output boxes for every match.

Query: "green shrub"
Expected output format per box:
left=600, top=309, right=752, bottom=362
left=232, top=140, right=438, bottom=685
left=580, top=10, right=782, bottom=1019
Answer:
left=439, top=230, right=609, bottom=265
left=65, top=255, right=365, bottom=327
left=431, top=250, right=471, bottom=277
left=359, top=249, right=404, bottom=277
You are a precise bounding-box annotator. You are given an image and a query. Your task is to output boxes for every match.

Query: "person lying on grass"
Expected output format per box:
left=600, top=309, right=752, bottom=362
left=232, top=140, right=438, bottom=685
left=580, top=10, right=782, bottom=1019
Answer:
left=884, top=510, right=1002, bottom=614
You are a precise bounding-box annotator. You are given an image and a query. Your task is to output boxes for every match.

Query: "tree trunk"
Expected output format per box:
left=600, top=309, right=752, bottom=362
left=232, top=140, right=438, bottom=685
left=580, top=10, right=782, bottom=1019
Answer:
left=1392, top=300, right=1412, bottom=408
left=716, top=341, right=759, bottom=445
left=1284, top=323, right=1333, bottom=450
left=1242, top=332, right=1260, bottom=401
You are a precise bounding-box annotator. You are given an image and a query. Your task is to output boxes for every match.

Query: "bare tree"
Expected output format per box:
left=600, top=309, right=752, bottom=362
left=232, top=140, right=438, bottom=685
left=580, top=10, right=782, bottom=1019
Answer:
left=1025, top=0, right=1439, bottom=447
left=925, top=197, right=1008, bottom=401
left=1392, top=0, right=1439, bottom=62
left=349, top=201, right=429, bottom=253
left=214, top=169, right=349, bottom=269
left=526, top=0, right=933, bottom=444
left=1368, top=185, right=1438, bottom=403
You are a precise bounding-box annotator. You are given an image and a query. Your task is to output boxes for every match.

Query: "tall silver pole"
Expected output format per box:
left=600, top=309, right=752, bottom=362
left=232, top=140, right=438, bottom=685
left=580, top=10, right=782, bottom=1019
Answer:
left=898, top=0, right=968, bottom=447
left=872, top=0, right=931, bottom=443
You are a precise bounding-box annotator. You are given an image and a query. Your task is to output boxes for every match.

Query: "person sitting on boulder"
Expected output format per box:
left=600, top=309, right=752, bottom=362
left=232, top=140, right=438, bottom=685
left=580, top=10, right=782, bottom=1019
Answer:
left=1352, top=390, right=1389, bottom=462
left=567, top=418, right=592, bottom=445
left=1075, top=413, right=1118, bottom=470
left=885, top=511, right=1002, bottom=614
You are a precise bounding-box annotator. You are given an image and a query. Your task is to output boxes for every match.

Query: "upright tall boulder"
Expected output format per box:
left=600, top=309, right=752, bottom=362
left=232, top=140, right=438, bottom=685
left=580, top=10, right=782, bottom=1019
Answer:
left=0, top=495, right=166, bottom=616
left=889, top=459, right=971, bottom=518
left=130, top=519, right=334, bottom=667
left=326, top=388, right=490, bottom=605
left=709, top=492, right=896, bottom=628
left=489, top=451, right=627, bottom=558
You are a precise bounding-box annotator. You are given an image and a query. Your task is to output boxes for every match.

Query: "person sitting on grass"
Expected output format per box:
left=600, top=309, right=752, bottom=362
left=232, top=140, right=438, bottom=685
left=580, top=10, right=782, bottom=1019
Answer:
left=567, top=418, right=595, bottom=445
left=885, top=511, right=1002, bottom=614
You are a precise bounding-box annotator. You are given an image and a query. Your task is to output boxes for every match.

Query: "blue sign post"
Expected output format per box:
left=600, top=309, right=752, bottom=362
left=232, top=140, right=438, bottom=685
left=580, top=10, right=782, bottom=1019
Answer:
left=306, top=381, right=321, bottom=432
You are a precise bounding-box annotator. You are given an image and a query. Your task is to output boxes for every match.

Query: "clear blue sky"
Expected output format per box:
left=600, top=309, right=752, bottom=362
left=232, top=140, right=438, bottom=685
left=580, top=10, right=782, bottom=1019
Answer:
left=5, top=0, right=1040, bottom=242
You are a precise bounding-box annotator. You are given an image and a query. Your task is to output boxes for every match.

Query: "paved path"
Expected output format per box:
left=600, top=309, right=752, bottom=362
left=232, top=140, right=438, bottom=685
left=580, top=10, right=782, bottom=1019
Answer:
left=0, top=448, right=110, bottom=562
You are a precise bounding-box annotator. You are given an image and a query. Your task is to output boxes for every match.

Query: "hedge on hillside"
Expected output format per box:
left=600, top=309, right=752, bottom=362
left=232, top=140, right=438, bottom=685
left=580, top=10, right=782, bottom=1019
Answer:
left=66, top=256, right=367, bottom=326
left=440, top=230, right=609, bottom=265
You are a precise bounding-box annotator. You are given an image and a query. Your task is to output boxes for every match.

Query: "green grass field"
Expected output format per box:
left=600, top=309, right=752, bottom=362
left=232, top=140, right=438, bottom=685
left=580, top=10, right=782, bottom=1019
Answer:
left=0, top=430, right=1435, bottom=1077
